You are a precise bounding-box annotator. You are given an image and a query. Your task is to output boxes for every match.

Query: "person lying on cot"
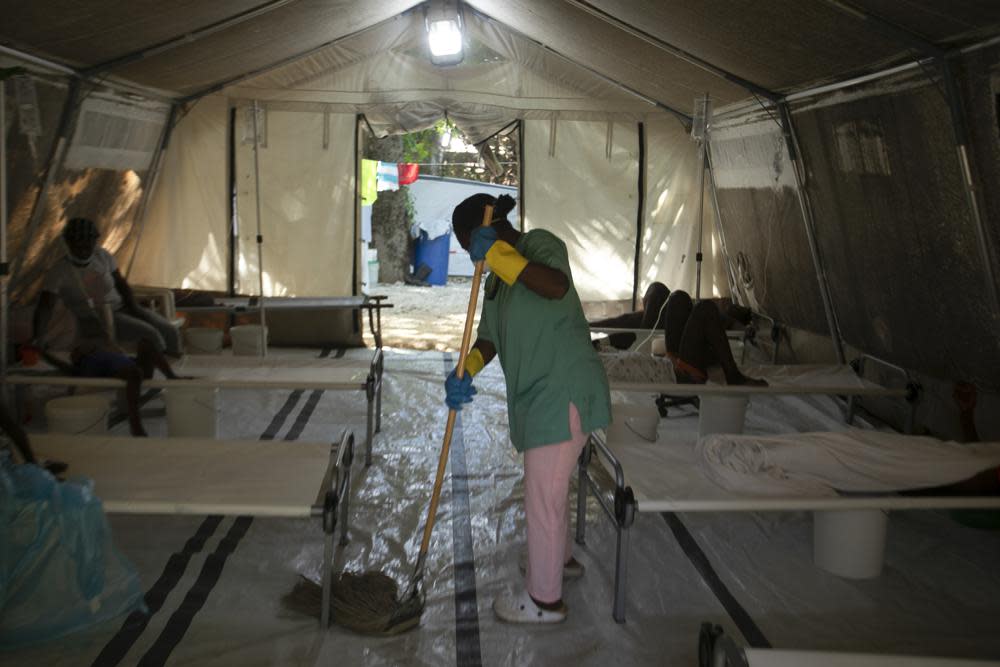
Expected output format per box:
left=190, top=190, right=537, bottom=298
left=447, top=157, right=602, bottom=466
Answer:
left=589, top=282, right=670, bottom=349
left=445, top=193, right=611, bottom=625
left=0, top=402, right=68, bottom=476
left=906, top=382, right=1000, bottom=497
left=42, top=337, right=182, bottom=438
left=662, top=289, right=766, bottom=386
left=31, top=217, right=182, bottom=359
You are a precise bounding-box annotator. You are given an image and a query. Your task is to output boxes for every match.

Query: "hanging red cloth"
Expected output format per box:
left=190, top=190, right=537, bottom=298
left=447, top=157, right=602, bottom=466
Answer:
left=398, top=163, right=419, bottom=186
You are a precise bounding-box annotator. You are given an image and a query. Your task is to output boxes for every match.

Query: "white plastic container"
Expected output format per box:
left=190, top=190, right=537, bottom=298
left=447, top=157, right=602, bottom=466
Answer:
left=651, top=336, right=666, bottom=356
left=813, top=509, right=888, bottom=579
left=230, top=324, right=268, bottom=356
left=45, top=395, right=110, bottom=435
left=164, top=387, right=219, bottom=438
left=698, top=394, right=749, bottom=437
left=607, top=403, right=659, bottom=443
left=185, top=327, right=224, bottom=354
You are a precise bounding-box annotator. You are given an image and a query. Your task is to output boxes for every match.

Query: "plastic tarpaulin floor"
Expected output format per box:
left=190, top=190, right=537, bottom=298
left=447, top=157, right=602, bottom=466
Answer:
left=5, top=348, right=1000, bottom=666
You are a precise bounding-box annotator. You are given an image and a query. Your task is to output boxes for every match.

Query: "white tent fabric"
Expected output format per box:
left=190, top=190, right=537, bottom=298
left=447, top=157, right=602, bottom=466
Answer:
left=233, top=108, right=356, bottom=297
left=224, top=11, right=652, bottom=143
left=129, top=96, right=229, bottom=290
left=522, top=119, right=639, bottom=303
left=642, top=116, right=729, bottom=298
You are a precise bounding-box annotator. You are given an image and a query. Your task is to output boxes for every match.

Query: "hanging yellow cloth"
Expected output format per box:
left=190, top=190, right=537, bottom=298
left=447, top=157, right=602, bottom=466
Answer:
left=361, top=159, right=379, bottom=205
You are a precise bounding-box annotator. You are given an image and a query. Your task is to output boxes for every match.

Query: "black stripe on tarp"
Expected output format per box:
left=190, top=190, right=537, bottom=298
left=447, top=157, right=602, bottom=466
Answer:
left=443, top=353, right=483, bottom=667
left=260, top=389, right=304, bottom=441
left=661, top=512, right=772, bottom=649
left=284, top=389, right=323, bottom=441
left=135, top=517, right=254, bottom=667
left=283, top=346, right=339, bottom=440
left=90, top=516, right=224, bottom=667
left=91, top=348, right=329, bottom=665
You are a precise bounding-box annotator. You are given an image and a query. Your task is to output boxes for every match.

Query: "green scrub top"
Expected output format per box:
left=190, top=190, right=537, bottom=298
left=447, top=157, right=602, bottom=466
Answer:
left=477, top=229, right=611, bottom=452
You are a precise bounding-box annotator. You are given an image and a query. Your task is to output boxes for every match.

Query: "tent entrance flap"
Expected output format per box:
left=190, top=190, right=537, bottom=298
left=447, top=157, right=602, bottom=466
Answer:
left=233, top=106, right=355, bottom=298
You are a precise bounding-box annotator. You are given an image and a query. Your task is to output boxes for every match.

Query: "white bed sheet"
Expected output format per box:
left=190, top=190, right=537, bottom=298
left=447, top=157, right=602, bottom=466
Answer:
left=598, top=425, right=1000, bottom=512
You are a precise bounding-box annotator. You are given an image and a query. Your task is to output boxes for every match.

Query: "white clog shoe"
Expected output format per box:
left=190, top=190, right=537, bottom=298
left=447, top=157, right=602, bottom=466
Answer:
left=492, top=590, right=567, bottom=624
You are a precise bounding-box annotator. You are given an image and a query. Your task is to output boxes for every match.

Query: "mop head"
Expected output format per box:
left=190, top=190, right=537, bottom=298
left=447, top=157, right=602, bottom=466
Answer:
left=282, top=571, right=425, bottom=636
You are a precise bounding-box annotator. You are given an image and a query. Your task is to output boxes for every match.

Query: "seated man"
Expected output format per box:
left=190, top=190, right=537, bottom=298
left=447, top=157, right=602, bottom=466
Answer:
left=42, top=337, right=182, bottom=437
left=663, top=290, right=766, bottom=386
left=32, top=217, right=182, bottom=358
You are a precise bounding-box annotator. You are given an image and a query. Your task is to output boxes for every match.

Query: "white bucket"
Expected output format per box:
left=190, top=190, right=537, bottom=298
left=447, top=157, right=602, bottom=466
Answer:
left=651, top=337, right=666, bottom=356
left=607, top=403, right=659, bottom=443
left=230, top=324, right=268, bottom=356
left=164, top=387, right=218, bottom=438
left=813, top=509, right=888, bottom=579
left=185, top=327, right=223, bottom=354
left=45, top=395, right=110, bottom=435
left=698, top=394, right=749, bottom=438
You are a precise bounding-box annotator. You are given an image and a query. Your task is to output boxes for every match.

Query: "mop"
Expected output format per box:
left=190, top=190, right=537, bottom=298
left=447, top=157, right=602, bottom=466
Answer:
left=282, top=204, right=495, bottom=634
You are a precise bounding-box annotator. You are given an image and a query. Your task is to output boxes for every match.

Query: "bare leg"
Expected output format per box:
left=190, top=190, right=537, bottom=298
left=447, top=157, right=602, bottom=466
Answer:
left=677, top=299, right=766, bottom=386
left=135, top=338, right=178, bottom=379
left=663, top=290, right=693, bottom=358
left=114, top=365, right=147, bottom=437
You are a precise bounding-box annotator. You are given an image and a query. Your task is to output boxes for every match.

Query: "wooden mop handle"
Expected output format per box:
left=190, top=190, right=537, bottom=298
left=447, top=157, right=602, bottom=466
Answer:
left=418, top=204, right=494, bottom=557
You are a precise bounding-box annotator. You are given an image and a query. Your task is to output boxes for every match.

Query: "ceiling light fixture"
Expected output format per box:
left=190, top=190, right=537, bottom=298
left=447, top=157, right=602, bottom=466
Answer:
left=425, top=0, right=464, bottom=66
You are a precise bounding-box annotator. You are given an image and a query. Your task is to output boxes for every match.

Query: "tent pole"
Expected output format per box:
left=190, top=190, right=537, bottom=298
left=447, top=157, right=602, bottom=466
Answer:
left=631, top=122, right=645, bottom=311
left=466, top=6, right=690, bottom=123
left=517, top=120, right=525, bottom=231
left=353, top=114, right=362, bottom=298
left=251, top=101, right=267, bottom=356
left=561, top=0, right=780, bottom=103
left=816, top=0, right=999, bottom=316
left=1, top=78, right=8, bottom=395
left=693, top=95, right=709, bottom=300
left=178, top=6, right=423, bottom=104
left=778, top=103, right=845, bottom=365
left=83, top=0, right=301, bottom=77
left=937, top=57, right=1000, bottom=317
left=705, top=142, right=741, bottom=306
left=125, top=104, right=178, bottom=279
left=9, top=79, right=81, bottom=292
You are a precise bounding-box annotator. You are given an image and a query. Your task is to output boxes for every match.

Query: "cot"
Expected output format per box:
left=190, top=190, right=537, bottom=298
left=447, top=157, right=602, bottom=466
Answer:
left=575, top=423, right=1000, bottom=622
left=8, top=347, right=384, bottom=465
left=30, top=429, right=356, bottom=628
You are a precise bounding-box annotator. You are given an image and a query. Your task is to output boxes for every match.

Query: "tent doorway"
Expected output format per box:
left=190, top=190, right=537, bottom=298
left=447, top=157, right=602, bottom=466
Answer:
left=362, top=120, right=520, bottom=350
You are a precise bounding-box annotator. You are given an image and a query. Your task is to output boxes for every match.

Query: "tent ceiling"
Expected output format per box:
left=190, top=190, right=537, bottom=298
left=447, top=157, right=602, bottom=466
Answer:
left=2, top=1, right=998, bottom=110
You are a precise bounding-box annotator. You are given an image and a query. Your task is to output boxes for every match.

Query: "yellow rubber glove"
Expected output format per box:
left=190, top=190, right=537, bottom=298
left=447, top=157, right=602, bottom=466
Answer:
left=463, top=347, right=485, bottom=377
left=484, top=240, right=529, bottom=286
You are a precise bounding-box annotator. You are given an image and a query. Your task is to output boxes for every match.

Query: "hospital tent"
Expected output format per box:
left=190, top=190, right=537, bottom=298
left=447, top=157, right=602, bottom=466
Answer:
left=2, top=0, right=999, bottom=394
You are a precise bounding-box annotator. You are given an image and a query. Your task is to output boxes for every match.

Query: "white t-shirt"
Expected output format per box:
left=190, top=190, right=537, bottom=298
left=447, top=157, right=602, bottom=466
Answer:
left=42, top=247, right=123, bottom=319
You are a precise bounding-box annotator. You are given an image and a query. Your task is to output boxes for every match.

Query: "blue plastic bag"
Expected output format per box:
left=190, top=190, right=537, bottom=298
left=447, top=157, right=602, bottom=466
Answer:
left=0, top=451, right=146, bottom=649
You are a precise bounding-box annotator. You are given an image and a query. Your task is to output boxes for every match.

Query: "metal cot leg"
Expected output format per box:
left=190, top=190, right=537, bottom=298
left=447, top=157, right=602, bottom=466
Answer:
left=613, top=522, right=630, bottom=624
left=365, top=376, right=375, bottom=466
left=321, top=527, right=333, bottom=628
left=375, top=354, right=383, bottom=433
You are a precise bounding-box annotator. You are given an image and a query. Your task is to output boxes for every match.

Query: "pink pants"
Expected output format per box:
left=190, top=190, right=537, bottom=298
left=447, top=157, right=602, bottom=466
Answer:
left=524, top=402, right=589, bottom=603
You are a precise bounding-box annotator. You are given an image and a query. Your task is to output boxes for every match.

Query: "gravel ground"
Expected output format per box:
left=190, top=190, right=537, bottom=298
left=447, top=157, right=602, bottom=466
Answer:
left=370, top=277, right=629, bottom=351
left=370, top=278, right=485, bottom=351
